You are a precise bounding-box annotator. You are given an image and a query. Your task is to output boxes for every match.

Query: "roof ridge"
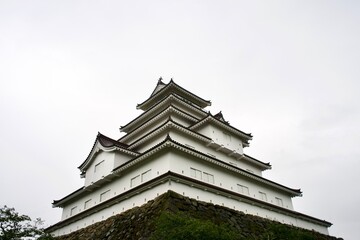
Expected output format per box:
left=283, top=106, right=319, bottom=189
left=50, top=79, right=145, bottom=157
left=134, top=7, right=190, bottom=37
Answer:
left=137, top=79, right=211, bottom=110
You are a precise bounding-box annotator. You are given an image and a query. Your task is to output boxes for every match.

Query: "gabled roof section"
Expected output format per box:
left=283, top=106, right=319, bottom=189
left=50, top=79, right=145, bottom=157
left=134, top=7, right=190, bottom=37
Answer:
left=190, top=113, right=253, bottom=146
left=78, top=132, right=138, bottom=172
left=137, top=79, right=211, bottom=111
left=121, top=93, right=208, bottom=133
left=128, top=117, right=211, bottom=149
left=120, top=104, right=200, bottom=144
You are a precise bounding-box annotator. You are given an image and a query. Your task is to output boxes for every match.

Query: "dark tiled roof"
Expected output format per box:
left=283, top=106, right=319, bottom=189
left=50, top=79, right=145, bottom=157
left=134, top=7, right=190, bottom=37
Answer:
left=97, top=132, right=128, bottom=148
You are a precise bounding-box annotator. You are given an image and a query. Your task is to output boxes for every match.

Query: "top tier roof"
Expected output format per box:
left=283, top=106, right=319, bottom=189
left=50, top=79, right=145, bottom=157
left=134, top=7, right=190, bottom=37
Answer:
left=137, top=78, right=211, bottom=111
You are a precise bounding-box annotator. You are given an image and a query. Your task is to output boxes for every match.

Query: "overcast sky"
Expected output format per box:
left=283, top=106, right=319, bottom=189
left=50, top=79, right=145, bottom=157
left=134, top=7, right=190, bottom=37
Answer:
left=1, top=1, right=359, bottom=239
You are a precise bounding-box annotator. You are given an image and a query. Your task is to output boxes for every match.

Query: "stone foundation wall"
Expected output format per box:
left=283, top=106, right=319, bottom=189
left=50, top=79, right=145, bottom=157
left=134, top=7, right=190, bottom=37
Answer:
left=54, top=191, right=341, bottom=240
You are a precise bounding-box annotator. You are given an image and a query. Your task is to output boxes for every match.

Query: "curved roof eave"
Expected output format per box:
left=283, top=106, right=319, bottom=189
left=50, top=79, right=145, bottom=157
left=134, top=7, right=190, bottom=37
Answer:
left=243, top=154, right=272, bottom=170
left=52, top=187, right=84, bottom=207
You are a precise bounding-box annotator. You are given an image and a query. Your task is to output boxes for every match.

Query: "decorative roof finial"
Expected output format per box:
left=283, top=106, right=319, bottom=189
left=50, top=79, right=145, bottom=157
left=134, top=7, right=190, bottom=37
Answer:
left=157, top=77, right=165, bottom=85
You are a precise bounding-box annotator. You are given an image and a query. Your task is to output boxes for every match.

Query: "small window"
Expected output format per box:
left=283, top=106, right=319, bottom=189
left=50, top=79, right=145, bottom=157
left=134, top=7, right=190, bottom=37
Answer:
left=203, top=172, right=214, bottom=184
left=130, top=175, right=140, bottom=187
left=190, top=168, right=202, bottom=180
left=276, top=197, right=283, bottom=206
left=259, top=191, right=267, bottom=201
left=223, top=132, right=231, bottom=142
left=185, top=144, right=195, bottom=149
left=141, top=169, right=151, bottom=182
left=100, top=190, right=110, bottom=202
left=237, top=184, right=249, bottom=195
left=84, top=199, right=92, bottom=210
left=70, top=206, right=77, bottom=216
left=246, top=169, right=254, bottom=173
left=94, top=160, right=104, bottom=173
left=229, top=162, right=237, bottom=167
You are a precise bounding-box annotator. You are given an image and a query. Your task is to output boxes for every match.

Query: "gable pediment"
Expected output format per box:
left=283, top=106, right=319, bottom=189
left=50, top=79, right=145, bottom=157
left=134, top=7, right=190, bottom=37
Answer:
left=78, top=133, right=138, bottom=174
left=190, top=114, right=252, bottom=146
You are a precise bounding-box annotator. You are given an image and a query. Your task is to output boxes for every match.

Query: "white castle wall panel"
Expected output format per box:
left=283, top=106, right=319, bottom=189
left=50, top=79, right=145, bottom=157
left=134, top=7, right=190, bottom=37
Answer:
left=53, top=183, right=171, bottom=237
left=166, top=151, right=294, bottom=210
left=169, top=181, right=329, bottom=235
left=61, top=152, right=172, bottom=221
left=84, top=152, right=115, bottom=187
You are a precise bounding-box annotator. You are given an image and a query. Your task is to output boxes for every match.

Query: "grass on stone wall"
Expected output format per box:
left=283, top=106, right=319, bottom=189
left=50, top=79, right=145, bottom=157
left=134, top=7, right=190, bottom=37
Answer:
left=150, top=211, right=328, bottom=240
left=150, top=211, right=240, bottom=240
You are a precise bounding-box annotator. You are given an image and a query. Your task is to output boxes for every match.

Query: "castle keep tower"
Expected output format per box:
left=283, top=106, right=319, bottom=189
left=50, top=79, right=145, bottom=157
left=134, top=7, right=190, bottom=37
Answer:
left=48, top=79, right=331, bottom=236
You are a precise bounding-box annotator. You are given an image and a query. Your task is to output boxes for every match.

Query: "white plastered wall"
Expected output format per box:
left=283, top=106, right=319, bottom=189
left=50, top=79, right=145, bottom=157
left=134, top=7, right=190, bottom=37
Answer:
left=61, top=152, right=171, bottom=221
left=166, top=150, right=294, bottom=210
left=84, top=151, right=115, bottom=187
left=194, top=124, right=244, bottom=154
left=53, top=183, right=170, bottom=237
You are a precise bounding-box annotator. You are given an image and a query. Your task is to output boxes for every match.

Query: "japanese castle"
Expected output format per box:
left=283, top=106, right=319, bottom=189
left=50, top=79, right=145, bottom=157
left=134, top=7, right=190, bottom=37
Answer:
left=48, top=79, right=331, bottom=236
